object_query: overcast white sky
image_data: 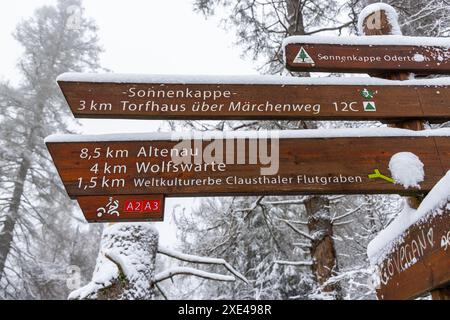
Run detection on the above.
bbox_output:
[0,0,258,244]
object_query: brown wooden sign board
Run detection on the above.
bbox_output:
[284,41,450,74]
[376,207,450,300]
[77,194,165,223]
[46,134,450,198]
[57,77,450,122]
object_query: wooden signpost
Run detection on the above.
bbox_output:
[359,7,450,300]
[283,36,450,74]
[57,74,450,122]
[375,206,450,300]
[46,133,450,198]
[46,3,450,300]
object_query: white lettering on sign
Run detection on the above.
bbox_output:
[317,53,431,63]
[131,174,364,189]
[121,100,187,112]
[126,87,232,101]
[379,227,435,285]
[228,101,321,114]
[441,230,450,250]
[71,84,400,117]
[71,133,381,195]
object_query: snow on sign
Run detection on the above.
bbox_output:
[77,195,165,223]
[45,128,450,198]
[368,171,450,300]
[283,36,450,74]
[57,73,450,122]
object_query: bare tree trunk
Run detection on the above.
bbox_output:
[0,156,30,280]
[69,223,159,300]
[305,196,342,299]
[285,1,341,299]
[0,107,42,282]
[287,0,305,35]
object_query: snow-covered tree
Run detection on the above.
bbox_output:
[173,0,450,300]
[171,0,359,300]
[69,223,248,300]
[194,0,357,74]
[0,0,102,299]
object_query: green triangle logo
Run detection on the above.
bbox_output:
[293,47,315,64]
[364,101,376,111]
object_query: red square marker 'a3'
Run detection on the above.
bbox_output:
[124,200,161,213]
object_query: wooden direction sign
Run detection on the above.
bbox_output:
[46,129,450,198]
[283,36,450,74]
[77,195,165,223]
[57,73,450,122]
[374,203,450,300]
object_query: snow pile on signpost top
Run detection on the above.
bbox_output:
[367,170,450,265]
[389,152,424,189]
[45,127,450,144]
[357,2,402,35]
[58,72,450,84]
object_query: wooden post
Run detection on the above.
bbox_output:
[361,9,425,131]
[362,6,449,299]
[305,196,342,298]
[431,288,450,300]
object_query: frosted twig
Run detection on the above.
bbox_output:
[331,205,363,223]
[154,283,169,300]
[282,220,314,241]
[154,267,236,283]
[274,260,313,267]
[157,245,248,284]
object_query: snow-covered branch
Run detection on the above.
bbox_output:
[274,260,313,267]
[154,267,236,283]
[333,219,355,227]
[282,220,314,241]
[331,205,363,223]
[157,245,248,284]
[262,199,306,206]
[275,217,308,226]
[292,241,311,248]
[154,283,169,300]
[233,196,264,213]
[304,21,353,35]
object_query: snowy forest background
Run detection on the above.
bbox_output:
[0,0,449,300]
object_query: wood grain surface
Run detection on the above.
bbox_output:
[58,81,450,122]
[376,207,450,300]
[46,136,450,198]
[284,43,450,74]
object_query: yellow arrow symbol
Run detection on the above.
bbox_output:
[368,169,395,184]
